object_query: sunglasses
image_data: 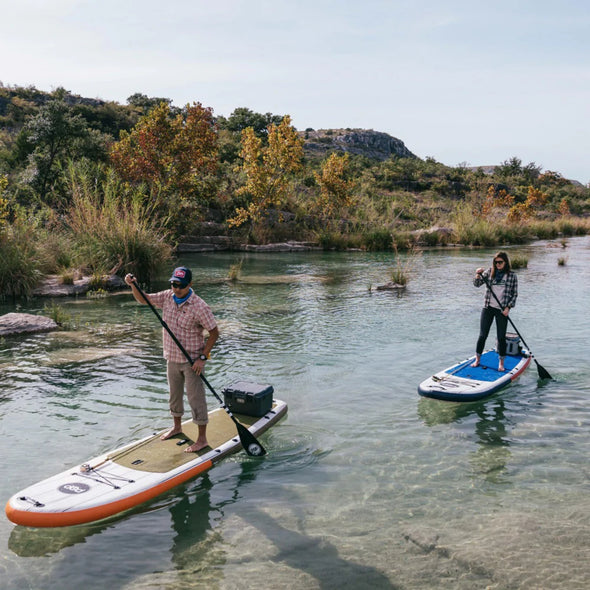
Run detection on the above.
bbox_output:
[170,282,186,289]
[494,260,505,265]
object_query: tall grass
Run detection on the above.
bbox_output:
[0,212,45,298]
[227,258,243,281]
[451,203,503,246]
[388,245,422,286]
[510,255,528,269]
[66,164,172,283]
[448,201,590,246]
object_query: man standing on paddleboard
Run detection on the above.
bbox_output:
[125,267,219,452]
[472,251,518,372]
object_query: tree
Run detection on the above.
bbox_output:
[110,102,218,232]
[19,96,106,205]
[314,152,354,219]
[506,186,548,223]
[497,157,541,183]
[126,93,174,113]
[217,107,284,138]
[216,108,285,164]
[228,116,304,228]
[497,157,523,178]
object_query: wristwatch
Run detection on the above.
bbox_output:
[198,354,208,361]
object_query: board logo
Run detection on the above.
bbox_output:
[58,482,90,495]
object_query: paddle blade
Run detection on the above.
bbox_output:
[535,359,552,380]
[236,422,267,456]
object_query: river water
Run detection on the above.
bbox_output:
[1,237,589,589]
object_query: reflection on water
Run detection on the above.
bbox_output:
[2,238,590,589]
[418,397,513,482]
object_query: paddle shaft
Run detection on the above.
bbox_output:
[432,357,473,381]
[479,273,552,379]
[130,277,266,456]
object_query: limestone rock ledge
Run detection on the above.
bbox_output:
[32,274,126,297]
[0,312,58,336]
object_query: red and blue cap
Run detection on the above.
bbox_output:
[169,266,192,287]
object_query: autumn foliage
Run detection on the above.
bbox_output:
[228,116,304,228]
[481,184,550,224]
[314,152,354,219]
[110,102,218,228]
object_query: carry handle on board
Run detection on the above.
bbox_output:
[480,273,552,380]
[130,276,267,456]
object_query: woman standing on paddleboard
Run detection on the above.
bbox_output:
[472,251,518,372]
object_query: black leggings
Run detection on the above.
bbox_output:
[476,307,508,356]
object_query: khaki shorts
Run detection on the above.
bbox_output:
[166,361,208,425]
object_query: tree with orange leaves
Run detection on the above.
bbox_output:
[558,198,570,216]
[482,185,515,218]
[110,102,218,231]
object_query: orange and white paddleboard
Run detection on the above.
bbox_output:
[6,400,287,528]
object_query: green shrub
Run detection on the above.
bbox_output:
[43,302,71,328]
[59,269,75,285]
[40,230,78,272]
[391,231,413,250]
[0,215,45,298]
[362,229,392,251]
[510,255,528,269]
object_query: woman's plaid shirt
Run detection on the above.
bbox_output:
[474,269,518,309]
[148,290,217,363]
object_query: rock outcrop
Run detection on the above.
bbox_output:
[0,313,58,336]
[32,274,126,297]
[302,128,416,161]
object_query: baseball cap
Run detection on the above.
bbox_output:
[169,266,192,286]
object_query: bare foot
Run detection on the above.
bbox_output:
[498,364,505,372]
[160,428,182,441]
[184,440,209,453]
[471,361,480,367]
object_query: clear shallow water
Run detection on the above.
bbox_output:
[1,238,589,589]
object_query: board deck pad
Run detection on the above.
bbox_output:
[114,410,259,473]
[446,350,521,382]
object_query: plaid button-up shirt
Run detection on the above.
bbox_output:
[474,269,518,309]
[148,290,217,363]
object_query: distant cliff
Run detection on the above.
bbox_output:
[301,128,416,161]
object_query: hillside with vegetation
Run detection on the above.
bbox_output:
[1,82,589,296]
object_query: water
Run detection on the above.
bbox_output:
[1,238,589,589]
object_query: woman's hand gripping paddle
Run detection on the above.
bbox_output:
[480,274,552,380]
[130,276,267,456]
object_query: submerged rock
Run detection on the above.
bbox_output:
[42,346,137,365]
[0,312,58,336]
[376,282,407,291]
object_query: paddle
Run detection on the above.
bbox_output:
[130,276,267,456]
[479,274,552,380]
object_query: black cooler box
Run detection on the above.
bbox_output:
[222,381,274,417]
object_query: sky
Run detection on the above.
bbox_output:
[2,0,589,183]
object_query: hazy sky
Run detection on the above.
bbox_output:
[2,0,589,182]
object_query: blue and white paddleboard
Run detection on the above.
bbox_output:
[418,349,531,402]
